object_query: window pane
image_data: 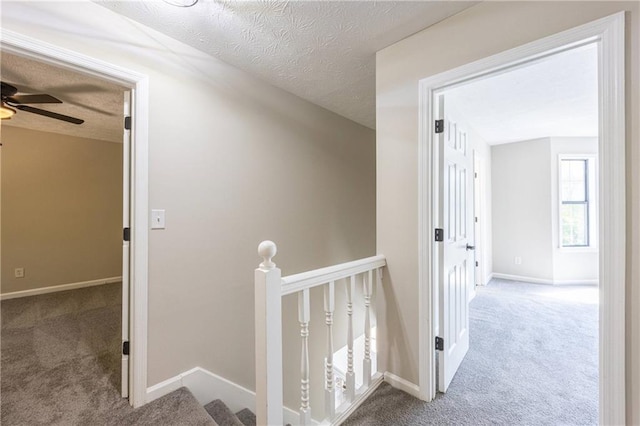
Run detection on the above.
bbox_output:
[561,203,588,246]
[561,160,587,202]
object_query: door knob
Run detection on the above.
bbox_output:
[466,244,475,251]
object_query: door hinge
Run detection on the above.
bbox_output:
[435,336,444,351]
[124,116,132,130]
[435,228,444,242]
[435,119,444,134]
[123,227,130,242]
[475,261,479,267]
[123,341,130,356]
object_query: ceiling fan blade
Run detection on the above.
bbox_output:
[8,94,62,104]
[1,82,18,97]
[15,104,84,125]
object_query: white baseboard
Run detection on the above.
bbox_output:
[0,276,122,300]
[551,279,599,286]
[491,272,598,286]
[485,272,494,284]
[331,372,384,426]
[383,372,420,399]
[491,272,553,285]
[146,367,306,425]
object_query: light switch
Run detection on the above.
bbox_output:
[151,209,165,229]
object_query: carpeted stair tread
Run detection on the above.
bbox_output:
[234,408,256,426]
[204,399,244,426]
[113,387,218,425]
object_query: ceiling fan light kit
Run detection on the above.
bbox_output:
[1,103,16,120]
[0,81,84,124]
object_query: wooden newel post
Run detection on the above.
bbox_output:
[255,241,283,426]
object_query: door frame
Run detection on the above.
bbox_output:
[417,12,625,425]
[472,151,484,291]
[1,29,151,408]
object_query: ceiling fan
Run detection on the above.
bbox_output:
[1,81,84,124]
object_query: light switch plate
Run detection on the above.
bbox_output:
[151,209,165,229]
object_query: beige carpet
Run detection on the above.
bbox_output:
[1,283,215,425]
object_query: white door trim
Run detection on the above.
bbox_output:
[417,12,625,425]
[1,29,151,408]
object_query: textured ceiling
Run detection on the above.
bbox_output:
[1,52,125,143]
[446,43,598,145]
[98,0,477,129]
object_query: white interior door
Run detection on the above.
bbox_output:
[437,95,473,393]
[121,91,131,398]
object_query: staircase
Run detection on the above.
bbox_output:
[204,399,256,426]
[117,387,256,426]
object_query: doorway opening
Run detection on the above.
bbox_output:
[435,42,600,422]
[418,12,625,425]
[0,51,130,421]
[1,29,150,408]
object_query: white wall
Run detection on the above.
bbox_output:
[0,1,377,405]
[550,137,599,283]
[492,138,554,281]
[376,2,639,420]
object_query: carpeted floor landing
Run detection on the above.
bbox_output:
[0,283,215,425]
[343,279,598,425]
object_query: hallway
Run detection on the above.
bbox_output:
[344,279,598,425]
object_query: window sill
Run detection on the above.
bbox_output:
[558,246,598,253]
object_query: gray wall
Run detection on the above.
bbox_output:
[1,127,122,294]
[491,137,599,283]
[550,137,599,282]
[0,1,376,403]
[491,138,553,281]
[375,2,639,421]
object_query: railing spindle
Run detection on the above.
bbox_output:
[298,289,311,425]
[346,275,356,402]
[324,281,336,418]
[363,271,373,387]
[255,241,386,426]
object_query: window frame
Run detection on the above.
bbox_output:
[558,154,598,250]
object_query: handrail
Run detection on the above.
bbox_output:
[255,241,386,426]
[281,254,386,296]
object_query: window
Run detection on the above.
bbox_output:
[559,156,596,248]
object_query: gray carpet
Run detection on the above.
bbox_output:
[205,399,245,426]
[344,279,598,425]
[1,283,215,425]
[234,408,256,426]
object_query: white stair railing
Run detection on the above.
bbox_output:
[255,241,386,426]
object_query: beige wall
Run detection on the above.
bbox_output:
[0,0,376,398]
[376,1,639,422]
[1,126,122,294]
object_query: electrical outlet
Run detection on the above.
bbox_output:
[14,267,25,278]
[514,257,522,265]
